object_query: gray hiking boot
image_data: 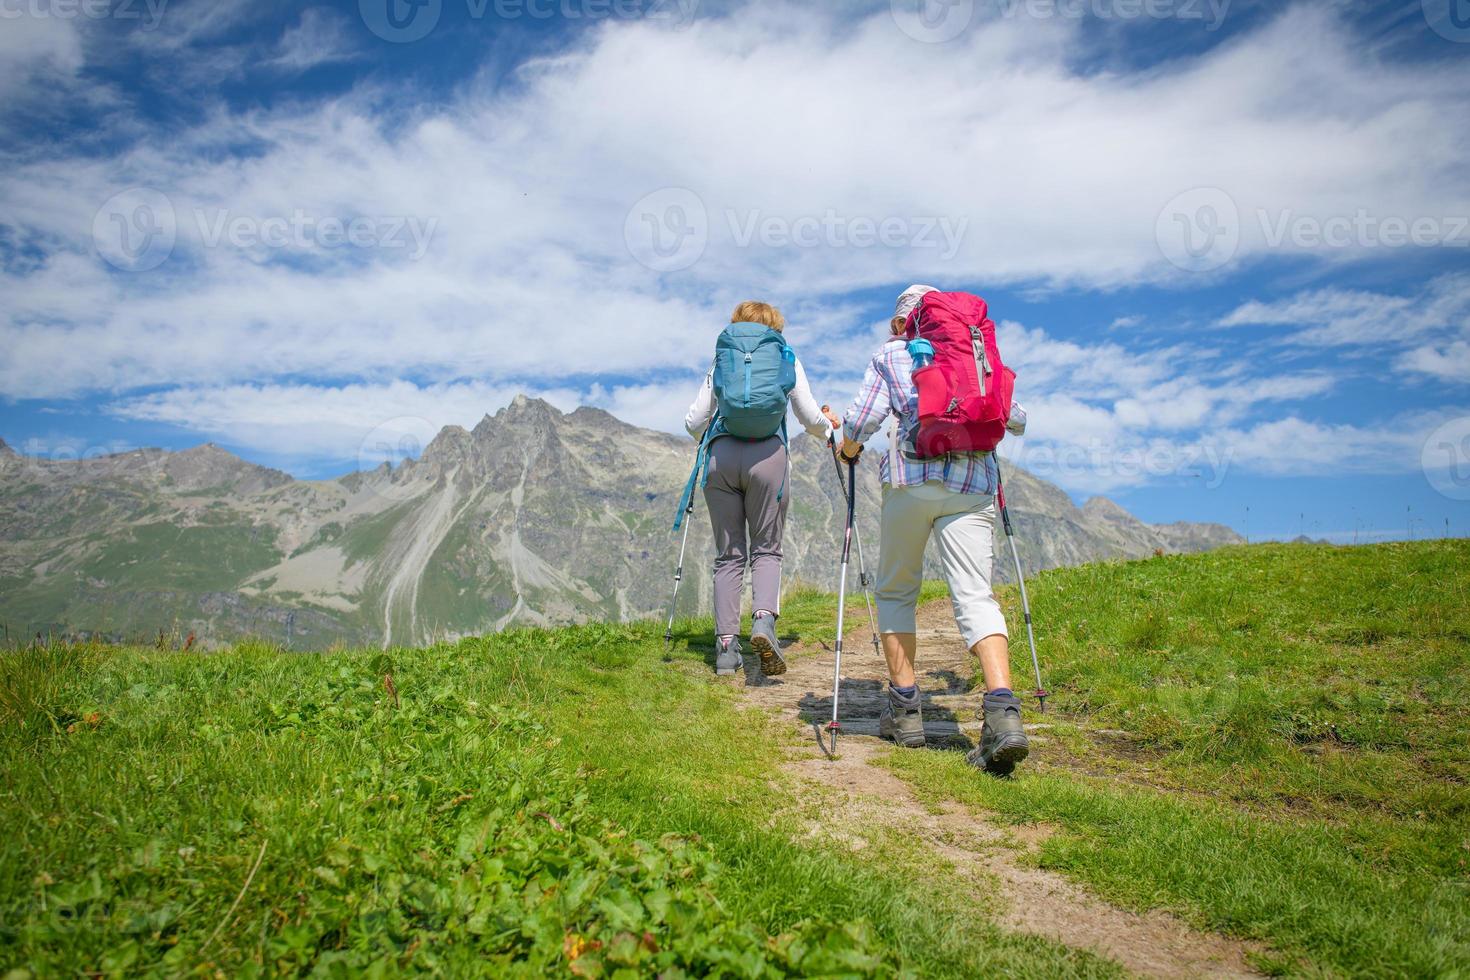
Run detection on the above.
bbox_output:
[748,613,787,677]
[714,637,743,676]
[968,691,1029,775]
[878,685,926,748]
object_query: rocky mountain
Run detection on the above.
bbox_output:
[0,396,1240,649]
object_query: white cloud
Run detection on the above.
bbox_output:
[1209,413,1444,477]
[1397,340,1470,383]
[0,14,83,99]
[263,8,362,74]
[3,1,1468,499]
[1219,273,1470,349]
[100,309,1364,493]
[3,2,1469,402]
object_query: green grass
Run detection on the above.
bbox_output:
[882,540,1470,976]
[3,541,1466,976]
[1,625,1107,977]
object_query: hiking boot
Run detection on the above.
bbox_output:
[714,637,743,676]
[748,613,787,677]
[968,691,1029,775]
[878,685,926,748]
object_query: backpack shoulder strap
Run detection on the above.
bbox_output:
[672,423,717,531]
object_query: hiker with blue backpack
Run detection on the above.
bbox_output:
[836,285,1032,775]
[681,301,840,686]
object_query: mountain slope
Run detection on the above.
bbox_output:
[0,397,1241,647]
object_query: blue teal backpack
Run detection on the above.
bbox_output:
[673,323,797,529]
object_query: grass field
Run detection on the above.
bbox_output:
[2,540,1467,976]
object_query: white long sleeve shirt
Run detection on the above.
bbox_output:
[684,357,832,441]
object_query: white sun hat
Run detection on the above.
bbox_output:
[894,284,938,322]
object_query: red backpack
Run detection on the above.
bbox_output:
[904,291,1015,458]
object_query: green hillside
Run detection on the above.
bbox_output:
[2,541,1466,976]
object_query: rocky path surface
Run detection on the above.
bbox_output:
[735,599,1264,979]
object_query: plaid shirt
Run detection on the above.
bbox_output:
[842,339,1027,494]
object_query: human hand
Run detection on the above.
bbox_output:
[820,404,841,429]
[838,437,863,462]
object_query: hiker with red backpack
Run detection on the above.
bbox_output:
[681,301,840,687]
[837,285,1031,775]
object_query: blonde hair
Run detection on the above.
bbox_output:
[731,300,785,333]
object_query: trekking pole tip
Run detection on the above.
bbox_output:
[1035,689,1049,712]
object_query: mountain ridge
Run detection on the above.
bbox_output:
[0,398,1241,648]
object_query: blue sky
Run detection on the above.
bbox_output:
[1,0,1468,543]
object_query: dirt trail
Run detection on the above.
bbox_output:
[736,600,1264,979]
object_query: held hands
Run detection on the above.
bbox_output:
[820,404,861,461]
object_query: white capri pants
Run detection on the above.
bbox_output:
[875,481,1009,649]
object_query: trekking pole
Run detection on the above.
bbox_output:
[993,455,1048,712]
[665,424,715,652]
[664,494,697,651]
[826,452,859,756]
[825,430,880,657]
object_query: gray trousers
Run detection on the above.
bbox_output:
[703,435,788,637]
